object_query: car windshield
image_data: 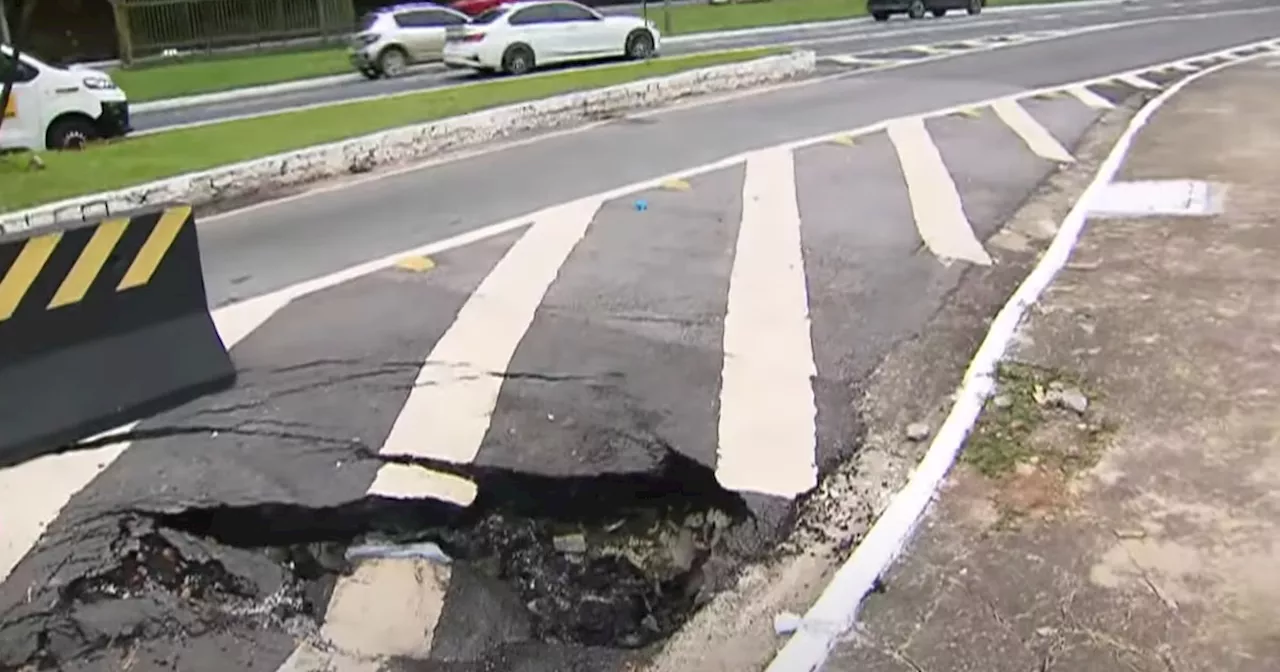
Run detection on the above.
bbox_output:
[471,7,508,24]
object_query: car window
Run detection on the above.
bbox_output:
[471,7,509,24]
[394,10,435,27]
[430,9,469,25]
[509,5,556,25]
[549,2,596,21]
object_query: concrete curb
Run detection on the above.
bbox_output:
[0,51,816,234]
[128,0,1126,114]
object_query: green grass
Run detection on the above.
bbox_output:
[0,48,780,213]
[109,47,352,103]
[108,0,1078,102]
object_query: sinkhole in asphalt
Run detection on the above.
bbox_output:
[42,449,764,665]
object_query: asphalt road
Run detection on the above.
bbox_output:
[2,3,1279,671]
[130,0,1275,132]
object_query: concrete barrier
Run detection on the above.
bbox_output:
[0,50,817,235]
[0,204,235,467]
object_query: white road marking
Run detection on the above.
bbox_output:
[3,35,1273,586]
[1170,61,1201,72]
[716,148,818,499]
[275,558,450,672]
[1066,84,1116,109]
[366,463,478,505]
[991,98,1076,163]
[886,117,992,266]
[824,54,879,66]
[1118,73,1161,89]
[376,197,603,465]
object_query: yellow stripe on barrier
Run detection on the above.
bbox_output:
[118,205,190,291]
[48,217,129,309]
[0,232,62,321]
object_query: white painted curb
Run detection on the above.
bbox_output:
[128,0,1125,114]
[0,50,815,234]
[761,43,1257,672]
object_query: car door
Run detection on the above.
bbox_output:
[546,2,613,58]
[506,5,562,63]
[417,9,470,59]
[0,52,43,151]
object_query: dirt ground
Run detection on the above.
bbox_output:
[825,57,1280,672]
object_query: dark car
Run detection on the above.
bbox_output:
[866,0,984,21]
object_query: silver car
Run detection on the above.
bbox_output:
[349,2,472,79]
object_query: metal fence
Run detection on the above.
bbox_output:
[111,0,356,64]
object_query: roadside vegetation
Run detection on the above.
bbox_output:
[107,0,1073,103]
[0,48,781,213]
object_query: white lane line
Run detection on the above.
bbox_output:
[367,463,478,505]
[1170,61,1201,72]
[1118,73,1161,89]
[375,197,603,465]
[716,148,818,499]
[886,117,992,266]
[991,98,1076,163]
[1066,84,1116,109]
[824,54,876,66]
[275,558,450,672]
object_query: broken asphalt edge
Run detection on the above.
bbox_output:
[761,44,1269,672]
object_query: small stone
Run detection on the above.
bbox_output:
[992,394,1013,409]
[1054,387,1089,414]
[553,533,587,554]
[1114,528,1147,540]
[665,529,697,573]
[905,422,931,442]
[1049,380,1065,391]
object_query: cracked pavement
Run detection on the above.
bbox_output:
[827,56,1280,672]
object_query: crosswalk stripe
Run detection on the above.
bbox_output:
[991,98,1075,163]
[374,198,603,467]
[716,148,818,499]
[886,118,992,266]
[1065,84,1115,109]
[1170,61,1201,72]
[1117,73,1161,89]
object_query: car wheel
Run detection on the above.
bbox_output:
[625,29,655,60]
[502,44,534,76]
[46,115,97,151]
[932,8,946,17]
[907,0,926,18]
[872,11,890,21]
[967,0,982,14]
[378,47,409,77]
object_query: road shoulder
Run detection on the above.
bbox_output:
[827,56,1280,672]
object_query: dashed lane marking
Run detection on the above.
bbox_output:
[716,148,818,499]
[1117,72,1161,89]
[887,117,993,266]
[991,99,1076,163]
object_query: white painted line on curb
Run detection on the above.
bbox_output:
[992,98,1076,163]
[376,197,603,465]
[762,44,1259,672]
[3,36,1274,587]
[1066,83,1115,108]
[887,117,992,266]
[716,148,818,499]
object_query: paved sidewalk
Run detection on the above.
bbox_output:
[825,57,1280,671]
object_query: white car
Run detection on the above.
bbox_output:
[0,45,129,151]
[442,0,661,76]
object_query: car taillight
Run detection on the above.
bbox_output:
[462,33,485,42]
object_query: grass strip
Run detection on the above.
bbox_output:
[108,0,1078,102]
[1,48,781,214]
[109,48,352,103]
